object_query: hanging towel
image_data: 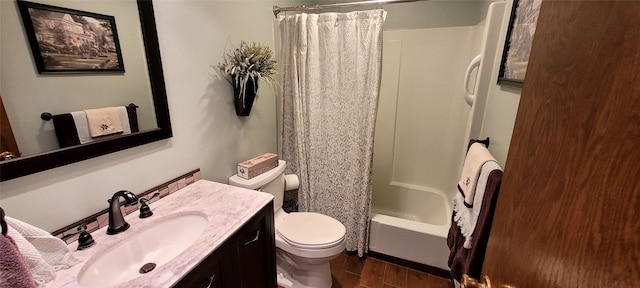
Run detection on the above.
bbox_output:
[70,111,92,144]
[71,106,131,143]
[453,161,502,248]
[5,217,79,286]
[1,207,37,288]
[51,113,81,148]
[84,107,123,137]
[0,234,38,288]
[447,140,503,282]
[457,143,496,207]
[5,226,56,286]
[116,106,132,135]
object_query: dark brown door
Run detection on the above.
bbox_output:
[0,95,21,159]
[481,1,640,287]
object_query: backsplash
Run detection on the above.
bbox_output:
[52,169,202,244]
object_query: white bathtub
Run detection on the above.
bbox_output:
[369,187,452,271]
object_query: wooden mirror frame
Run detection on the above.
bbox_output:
[0,0,172,182]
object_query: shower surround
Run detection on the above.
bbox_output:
[370,1,507,272]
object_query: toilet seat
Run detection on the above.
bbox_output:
[277,212,346,249]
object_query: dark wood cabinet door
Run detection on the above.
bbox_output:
[172,203,276,288]
[235,203,276,288]
[172,241,230,288]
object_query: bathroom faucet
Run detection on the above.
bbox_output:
[106,190,138,235]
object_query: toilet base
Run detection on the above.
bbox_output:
[276,252,333,288]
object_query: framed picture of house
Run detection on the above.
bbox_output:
[497,0,542,88]
[17,1,125,73]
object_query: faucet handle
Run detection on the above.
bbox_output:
[139,192,160,218]
[76,226,95,250]
[62,225,95,250]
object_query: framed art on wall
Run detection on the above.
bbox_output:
[497,0,542,88]
[17,0,125,73]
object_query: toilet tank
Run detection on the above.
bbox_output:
[229,160,286,211]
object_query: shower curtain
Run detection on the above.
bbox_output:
[278,10,386,256]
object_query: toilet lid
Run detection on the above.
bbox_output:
[277,212,346,249]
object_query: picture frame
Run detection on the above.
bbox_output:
[17,0,125,73]
[497,0,542,88]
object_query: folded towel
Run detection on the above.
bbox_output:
[70,111,92,144]
[84,107,124,137]
[457,143,497,207]
[453,161,502,248]
[5,217,79,286]
[116,106,132,135]
[71,106,130,143]
[0,234,38,288]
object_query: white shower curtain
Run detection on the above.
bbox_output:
[278,10,386,256]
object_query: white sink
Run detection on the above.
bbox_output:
[77,212,208,288]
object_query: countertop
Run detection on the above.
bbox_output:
[46,180,273,287]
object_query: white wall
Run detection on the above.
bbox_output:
[477,0,521,167]
[0,0,299,232]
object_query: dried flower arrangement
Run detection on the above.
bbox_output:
[218,41,276,115]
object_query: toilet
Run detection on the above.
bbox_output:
[229,160,346,288]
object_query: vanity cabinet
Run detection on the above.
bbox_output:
[173,202,276,288]
[173,246,229,288]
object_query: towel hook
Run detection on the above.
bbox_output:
[475,137,490,148]
[41,112,53,121]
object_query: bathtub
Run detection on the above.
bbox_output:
[369,186,452,271]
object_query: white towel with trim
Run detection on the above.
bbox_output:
[72,106,131,143]
[70,111,92,144]
[453,161,502,248]
[5,217,79,286]
[5,227,55,286]
[84,107,123,137]
[116,106,131,135]
[457,143,496,207]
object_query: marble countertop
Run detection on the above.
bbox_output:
[46,180,273,288]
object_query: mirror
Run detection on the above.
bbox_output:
[0,0,172,181]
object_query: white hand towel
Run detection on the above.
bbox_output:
[70,111,92,144]
[453,161,502,248]
[116,106,131,135]
[5,217,79,286]
[457,143,497,207]
[5,226,56,286]
[73,106,130,143]
[84,107,124,137]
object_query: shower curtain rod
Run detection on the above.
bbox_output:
[273,0,427,17]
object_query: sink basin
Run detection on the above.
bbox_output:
[78,212,208,288]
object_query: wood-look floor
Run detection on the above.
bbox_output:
[277,251,451,288]
[330,252,452,288]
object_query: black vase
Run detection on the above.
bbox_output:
[232,77,258,116]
